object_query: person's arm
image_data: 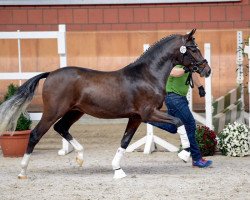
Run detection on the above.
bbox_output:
[170,67,185,77]
[192,73,206,97]
[192,73,202,87]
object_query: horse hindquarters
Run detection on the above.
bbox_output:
[19,84,79,179]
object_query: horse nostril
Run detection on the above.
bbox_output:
[205,68,211,77]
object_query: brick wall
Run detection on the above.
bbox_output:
[0,1,249,31]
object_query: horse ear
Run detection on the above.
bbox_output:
[185,29,196,41]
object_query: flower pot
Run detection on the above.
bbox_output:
[0,130,31,157]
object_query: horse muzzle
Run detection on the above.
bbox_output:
[200,65,211,78]
[195,59,211,78]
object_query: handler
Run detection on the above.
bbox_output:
[150,65,213,168]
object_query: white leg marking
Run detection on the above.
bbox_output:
[70,138,84,166]
[18,153,31,179]
[70,138,83,152]
[58,138,74,156]
[112,147,127,179]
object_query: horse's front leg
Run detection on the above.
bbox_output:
[112,118,141,179]
[146,108,183,127]
[146,109,191,162]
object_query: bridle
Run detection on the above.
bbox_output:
[186,46,208,72]
[179,40,208,88]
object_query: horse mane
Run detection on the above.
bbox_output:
[134,34,181,64]
[121,34,182,77]
[121,34,182,74]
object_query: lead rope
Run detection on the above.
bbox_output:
[179,45,195,88]
[185,72,194,88]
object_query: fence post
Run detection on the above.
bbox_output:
[57,24,74,156]
[204,43,213,130]
[58,24,67,68]
[236,31,244,123]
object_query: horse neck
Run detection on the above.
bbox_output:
[144,48,178,89]
[126,37,181,90]
[148,59,176,89]
[125,58,175,94]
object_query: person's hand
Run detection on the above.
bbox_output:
[198,86,206,97]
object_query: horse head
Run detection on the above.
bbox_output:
[178,29,211,78]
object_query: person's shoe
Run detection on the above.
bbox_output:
[192,158,213,168]
[178,149,191,162]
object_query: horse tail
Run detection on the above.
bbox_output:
[0,72,50,135]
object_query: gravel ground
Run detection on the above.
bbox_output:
[0,118,249,200]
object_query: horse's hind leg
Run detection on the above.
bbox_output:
[18,115,60,179]
[53,110,84,166]
[112,117,141,179]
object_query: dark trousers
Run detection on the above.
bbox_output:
[149,93,202,161]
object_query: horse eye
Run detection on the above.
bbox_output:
[191,48,197,52]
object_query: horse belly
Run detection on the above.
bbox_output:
[79,96,133,119]
[83,105,131,119]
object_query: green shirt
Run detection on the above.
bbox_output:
[166,65,189,96]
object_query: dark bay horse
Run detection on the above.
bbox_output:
[0,29,210,179]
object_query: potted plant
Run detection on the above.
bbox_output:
[195,125,217,156]
[217,122,249,157]
[0,83,32,157]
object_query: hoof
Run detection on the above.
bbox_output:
[178,149,191,163]
[18,174,28,179]
[113,168,127,179]
[76,157,84,167]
